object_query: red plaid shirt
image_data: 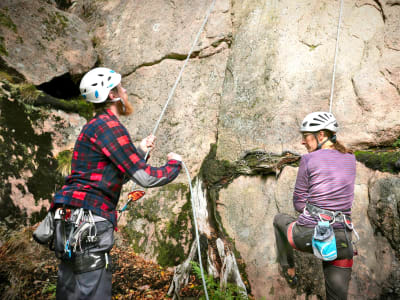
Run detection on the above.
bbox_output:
[52,109,181,227]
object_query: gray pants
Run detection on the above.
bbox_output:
[273,213,353,300]
[55,219,114,300]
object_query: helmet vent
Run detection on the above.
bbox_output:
[91,83,98,86]
[101,81,104,86]
[302,121,308,127]
[108,76,112,81]
[310,123,320,127]
[98,74,104,77]
[313,117,324,123]
[319,114,328,121]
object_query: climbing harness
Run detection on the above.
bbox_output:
[53,207,111,273]
[118,1,217,299]
[304,203,360,256]
[329,0,344,113]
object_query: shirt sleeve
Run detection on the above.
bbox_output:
[92,118,181,188]
[293,156,309,212]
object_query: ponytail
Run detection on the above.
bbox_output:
[322,130,353,154]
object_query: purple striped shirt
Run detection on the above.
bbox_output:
[293,149,356,227]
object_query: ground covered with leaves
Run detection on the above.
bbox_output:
[0,226,202,299]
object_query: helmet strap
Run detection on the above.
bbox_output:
[314,133,337,150]
[109,97,126,113]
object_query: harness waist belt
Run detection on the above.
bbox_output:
[306,203,351,224]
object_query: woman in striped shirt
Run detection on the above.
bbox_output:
[273,112,356,300]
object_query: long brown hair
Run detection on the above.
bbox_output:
[323,130,353,154]
[93,86,134,116]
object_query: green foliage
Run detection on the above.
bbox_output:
[42,283,56,298]
[191,261,248,300]
[393,137,400,148]
[56,149,72,176]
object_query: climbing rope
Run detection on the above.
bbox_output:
[182,161,209,300]
[329,0,344,113]
[119,1,217,299]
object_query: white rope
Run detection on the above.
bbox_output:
[119,1,216,298]
[182,161,209,300]
[329,0,344,113]
[148,0,216,144]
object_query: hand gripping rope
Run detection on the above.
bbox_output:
[119,1,217,299]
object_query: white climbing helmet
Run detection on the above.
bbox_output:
[300,111,339,133]
[79,67,122,103]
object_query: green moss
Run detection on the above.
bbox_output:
[0,9,17,33]
[124,183,192,267]
[57,97,94,121]
[355,150,400,174]
[156,240,186,267]
[166,200,192,241]
[42,11,69,39]
[199,143,237,188]
[122,227,148,254]
[19,84,40,103]
[0,71,13,82]
[0,36,8,56]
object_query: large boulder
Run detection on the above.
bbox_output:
[216,0,400,161]
[0,0,97,85]
[217,162,400,299]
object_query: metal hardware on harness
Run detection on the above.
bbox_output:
[305,203,360,245]
[55,208,99,258]
[305,203,350,225]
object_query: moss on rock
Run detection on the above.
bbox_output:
[0,9,17,33]
[355,150,400,174]
[199,143,237,188]
[123,183,192,267]
[0,81,64,228]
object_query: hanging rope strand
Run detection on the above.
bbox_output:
[147,0,216,155]
[182,161,209,300]
[329,0,344,113]
[119,1,216,299]
[120,0,216,210]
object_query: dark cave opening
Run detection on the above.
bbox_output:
[37,73,80,99]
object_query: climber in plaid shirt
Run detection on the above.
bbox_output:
[51,67,182,300]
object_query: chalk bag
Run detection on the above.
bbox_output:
[312,221,337,261]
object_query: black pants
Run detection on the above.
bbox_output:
[273,213,353,300]
[55,219,114,300]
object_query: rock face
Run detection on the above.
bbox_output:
[217,0,400,159]
[0,0,96,85]
[0,81,86,230]
[0,0,400,299]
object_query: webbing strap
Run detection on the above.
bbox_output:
[328,258,353,268]
[287,221,297,250]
